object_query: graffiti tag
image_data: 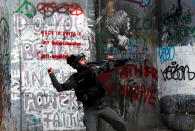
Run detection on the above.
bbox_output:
[36,2,84,17]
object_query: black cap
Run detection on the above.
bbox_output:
[67,53,85,68]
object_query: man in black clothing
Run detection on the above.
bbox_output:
[48,53,127,131]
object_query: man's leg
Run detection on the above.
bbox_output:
[99,106,127,131]
[83,108,98,131]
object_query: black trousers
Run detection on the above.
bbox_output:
[83,105,127,131]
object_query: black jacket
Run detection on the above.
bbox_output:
[49,65,106,107]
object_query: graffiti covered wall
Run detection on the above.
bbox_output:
[10,0,95,130]
[158,0,195,130]
[1,0,195,130]
[95,0,165,130]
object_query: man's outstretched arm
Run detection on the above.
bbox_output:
[48,68,76,92]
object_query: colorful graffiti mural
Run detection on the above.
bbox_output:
[4,0,195,130]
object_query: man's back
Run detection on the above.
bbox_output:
[72,65,105,107]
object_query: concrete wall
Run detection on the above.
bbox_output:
[0,0,195,130]
[0,0,11,130]
[158,0,195,130]
[9,0,95,130]
[95,0,161,130]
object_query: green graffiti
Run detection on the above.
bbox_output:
[191,27,195,38]
[15,0,37,18]
[160,10,195,43]
[160,11,192,26]
[165,26,195,42]
[3,56,9,65]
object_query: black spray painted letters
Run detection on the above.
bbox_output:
[161,61,195,81]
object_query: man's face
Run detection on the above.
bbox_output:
[107,1,115,15]
[78,57,87,67]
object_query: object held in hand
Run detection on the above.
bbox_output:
[48,68,53,73]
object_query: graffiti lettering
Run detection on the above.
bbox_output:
[21,41,75,60]
[23,69,43,88]
[36,2,84,17]
[41,31,81,36]
[24,91,78,111]
[22,41,45,60]
[161,61,195,81]
[159,46,175,64]
[23,68,72,91]
[119,64,157,81]
[40,54,69,60]
[51,41,80,46]
[41,41,81,46]
[99,64,158,88]
[14,14,87,33]
[14,14,43,33]
[42,110,84,130]
[104,81,157,106]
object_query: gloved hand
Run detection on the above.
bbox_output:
[117,34,128,50]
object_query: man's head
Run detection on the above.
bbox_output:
[77,56,87,67]
[106,1,115,16]
[67,53,87,69]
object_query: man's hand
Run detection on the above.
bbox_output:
[117,35,128,50]
[48,68,53,74]
[107,56,115,61]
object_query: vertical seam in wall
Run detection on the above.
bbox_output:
[157,0,160,46]
[18,0,22,130]
[98,0,101,60]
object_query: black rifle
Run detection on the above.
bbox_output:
[87,59,129,72]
